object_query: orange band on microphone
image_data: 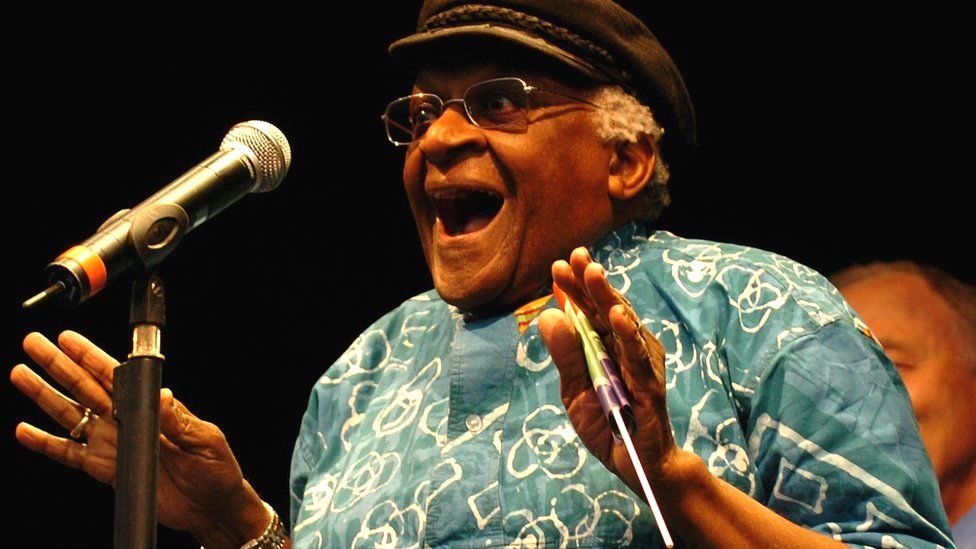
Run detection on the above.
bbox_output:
[57,246,108,295]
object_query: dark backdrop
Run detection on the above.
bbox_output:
[5,5,968,546]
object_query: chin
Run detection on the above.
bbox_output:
[432,274,501,313]
[434,270,550,318]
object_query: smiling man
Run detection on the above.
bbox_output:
[10,1,957,548]
[286,1,953,547]
[399,60,638,314]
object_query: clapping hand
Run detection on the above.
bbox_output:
[538,247,680,496]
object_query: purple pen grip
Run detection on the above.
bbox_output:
[595,383,619,423]
[595,382,635,441]
[601,357,632,411]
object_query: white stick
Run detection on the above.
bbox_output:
[611,406,674,548]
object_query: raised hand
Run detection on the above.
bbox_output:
[538,246,678,496]
[10,331,270,547]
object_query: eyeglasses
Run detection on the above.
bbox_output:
[381,77,600,147]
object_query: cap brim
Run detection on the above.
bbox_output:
[389,24,611,83]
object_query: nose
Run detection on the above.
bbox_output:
[417,103,487,168]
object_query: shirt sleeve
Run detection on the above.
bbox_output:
[746,320,955,548]
[289,386,321,535]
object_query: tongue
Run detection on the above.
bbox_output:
[463,213,494,233]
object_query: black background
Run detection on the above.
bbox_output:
[5,5,969,547]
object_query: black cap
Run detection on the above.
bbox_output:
[389,0,696,165]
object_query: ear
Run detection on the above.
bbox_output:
[607,134,657,200]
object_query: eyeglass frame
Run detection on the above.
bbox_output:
[380,76,602,147]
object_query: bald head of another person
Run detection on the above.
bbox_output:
[833,262,976,527]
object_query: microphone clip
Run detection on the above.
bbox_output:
[127,202,190,271]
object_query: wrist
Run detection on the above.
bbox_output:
[241,502,287,549]
[618,446,709,505]
[649,448,715,509]
[193,480,270,549]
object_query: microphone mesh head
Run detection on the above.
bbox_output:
[221,120,292,192]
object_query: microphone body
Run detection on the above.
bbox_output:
[133,145,259,231]
[32,121,290,307]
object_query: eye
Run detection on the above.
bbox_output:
[409,101,441,136]
[469,88,525,127]
[481,93,517,114]
[893,360,916,372]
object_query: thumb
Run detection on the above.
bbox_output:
[539,309,592,402]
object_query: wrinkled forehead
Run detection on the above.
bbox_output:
[411,46,601,95]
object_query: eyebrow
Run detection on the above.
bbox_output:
[412,74,441,91]
[877,339,910,354]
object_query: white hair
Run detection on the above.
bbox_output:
[588,85,671,221]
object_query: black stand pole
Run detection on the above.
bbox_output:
[113,274,166,549]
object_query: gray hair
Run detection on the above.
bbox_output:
[589,85,671,221]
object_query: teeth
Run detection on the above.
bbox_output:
[430,187,504,236]
[430,188,501,200]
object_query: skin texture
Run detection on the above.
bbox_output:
[838,271,976,524]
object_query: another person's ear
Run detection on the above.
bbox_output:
[607,134,656,200]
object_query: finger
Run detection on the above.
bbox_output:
[10,364,100,437]
[570,248,615,332]
[552,261,584,309]
[569,247,593,285]
[538,309,592,400]
[58,330,118,392]
[15,421,90,472]
[608,304,656,389]
[552,259,603,330]
[22,332,112,415]
[583,262,632,327]
[612,304,667,384]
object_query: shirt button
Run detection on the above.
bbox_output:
[465,414,483,432]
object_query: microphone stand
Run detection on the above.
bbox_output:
[109,205,189,549]
[113,274,165,549]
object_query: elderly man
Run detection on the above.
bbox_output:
[11,1,954,547]
[833,262,976,548]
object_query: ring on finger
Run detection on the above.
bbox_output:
[70,408,95,439]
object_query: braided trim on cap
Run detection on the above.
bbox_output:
[423,5,618,72]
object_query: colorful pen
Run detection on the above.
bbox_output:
[552,282,675,549]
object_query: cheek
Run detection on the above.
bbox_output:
[522,169,610,263]
[899,370,929,416]
[402,148,423,191]
[900,361,965,450]
[402,152,430,215]
[514,114,610,185]
[520,146,610,210]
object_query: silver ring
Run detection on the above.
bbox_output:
[70,408,94,439]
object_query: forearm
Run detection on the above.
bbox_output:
[650,449,846,548]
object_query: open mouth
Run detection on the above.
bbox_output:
[432,189,504,236]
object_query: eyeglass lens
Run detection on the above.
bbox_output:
[385,78,530,145]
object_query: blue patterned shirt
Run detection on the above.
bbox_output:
[289,222,954,548]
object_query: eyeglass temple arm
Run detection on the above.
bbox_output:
[525,85,602,109]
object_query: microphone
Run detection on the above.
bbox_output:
[23,120,292,309]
